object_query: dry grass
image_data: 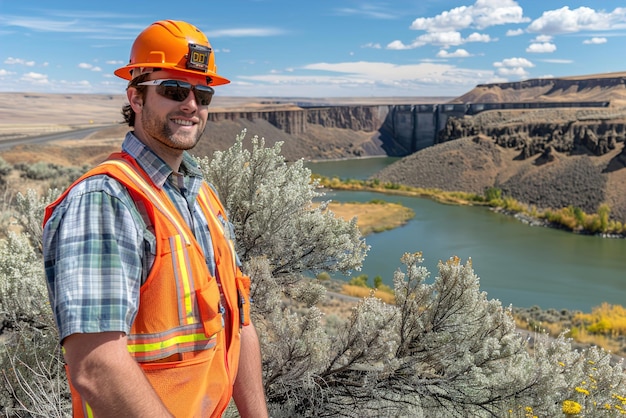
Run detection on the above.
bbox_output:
[341,284,396,304]
[326,201,414,235]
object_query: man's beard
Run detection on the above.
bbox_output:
[141,106,205,151]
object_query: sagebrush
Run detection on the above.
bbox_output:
[1,130,625,417]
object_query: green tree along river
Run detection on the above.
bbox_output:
[307,157,626,312]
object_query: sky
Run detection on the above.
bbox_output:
[1,0,625,98]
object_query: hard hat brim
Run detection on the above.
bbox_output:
[114,63,230,86]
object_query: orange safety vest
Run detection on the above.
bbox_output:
[43,153,251,417]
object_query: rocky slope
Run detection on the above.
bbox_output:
[452,71,626,106]
[374,73,626,222]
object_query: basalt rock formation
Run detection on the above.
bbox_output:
[374,73,626,223]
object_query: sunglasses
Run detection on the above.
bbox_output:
[136,79,215,106]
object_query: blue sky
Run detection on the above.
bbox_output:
[1,0,625,98]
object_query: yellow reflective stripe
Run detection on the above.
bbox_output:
[127,331,213,354]
[198,186,237,272]
[102,159,199,326]
[103,160,193,245]
[172,234,195,324]
[84,402,94,418]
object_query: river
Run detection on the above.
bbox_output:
[307,158,626,312]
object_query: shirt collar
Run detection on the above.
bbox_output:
[121,132,203,189]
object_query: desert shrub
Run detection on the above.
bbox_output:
[199,131,626,417]
[4,129,626,417]
[197,130,369,278]
[348,274,369,287]
[0,157,12,183]
[16,162,89,190]
[0,231,67,416]
[17,162,62,181]
[484,186,502,202]
[574,303,626,338]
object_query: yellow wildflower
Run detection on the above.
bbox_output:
[575,387,590,395]
[559,361,566,367]
[562,400,582,415]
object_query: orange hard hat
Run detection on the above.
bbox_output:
[114,20,230,86]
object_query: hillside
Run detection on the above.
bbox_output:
[375,73,626,223]
[452,71,626,106]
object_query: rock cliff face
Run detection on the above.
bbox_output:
[208,107,307,134]
[208,105,392,135]
[437,108,626,160]
[203,73,626,222]
[375,108,626,222]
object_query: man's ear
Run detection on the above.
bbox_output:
[127,87,143,112]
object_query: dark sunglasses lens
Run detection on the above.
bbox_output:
[156,80,191,102]
[193,85,214,106]
[155,81,214,105]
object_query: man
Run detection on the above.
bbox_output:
[43,20,268,417]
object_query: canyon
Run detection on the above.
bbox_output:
[1,71,625,222]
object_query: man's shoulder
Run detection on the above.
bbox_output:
[67,173,130,197]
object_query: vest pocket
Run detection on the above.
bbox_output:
[196,279,224,338]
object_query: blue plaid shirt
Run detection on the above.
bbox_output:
[43,132,221,341]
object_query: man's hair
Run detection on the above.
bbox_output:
[121,73,151,127]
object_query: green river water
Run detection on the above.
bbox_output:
[307,158,626,312]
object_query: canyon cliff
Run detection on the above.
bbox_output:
[3,72,626,223]
[373,73,626,223]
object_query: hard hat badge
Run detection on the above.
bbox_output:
[187,44,211,72]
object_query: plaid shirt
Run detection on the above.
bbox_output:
[43,132,222,341]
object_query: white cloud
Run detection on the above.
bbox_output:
[506,28,524,36]
[410,6,472,32]
[526,42,557,53]
[205,28,286,37]
[387,30,492,50]
[5,57,35,66]
[1,16,101,33]
[20,72,49,85]
[0,69,13,76]
[78,63,102,71]
[494,57,534,68]
[333,6,398,20]
[583,37,607,44]
[532,35,553,42]
[527,6,626,34]
[285,60,496,93]
[410,0,529,32]
[437,49,471,58]
[362,42,382,49]
[106,60,125,65]
[539,59,573,64]
[466,32,492,43]
[493,57,534,78]
[496,66,529,77]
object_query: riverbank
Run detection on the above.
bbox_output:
[316,175,626,239]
